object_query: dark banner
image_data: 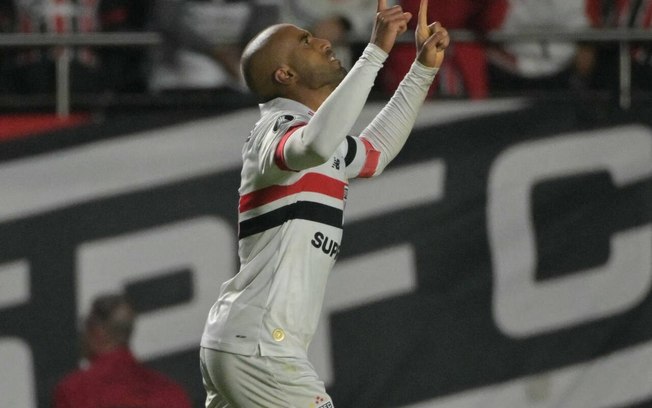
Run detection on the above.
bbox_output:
[0,99,651,408]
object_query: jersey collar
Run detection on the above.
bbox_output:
[260,97,314,118]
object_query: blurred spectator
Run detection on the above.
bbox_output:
[379,0,507,100]
[274,0,379,69]
[98,0,150,93]
[148,0,278,95]
[585,0,652,93]
[0,0,148,94]
[486,0,591,94]
[52,293,192,408]
[278,0,377,40]
[311,14,354,68]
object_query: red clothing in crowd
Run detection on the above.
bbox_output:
[379,0,507,99]
[52,347,192,408]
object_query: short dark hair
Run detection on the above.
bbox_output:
[86,293,135,345]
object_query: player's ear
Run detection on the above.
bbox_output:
[273,66,295,86]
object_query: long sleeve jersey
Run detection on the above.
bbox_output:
[201,44,437,357]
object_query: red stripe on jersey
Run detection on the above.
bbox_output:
[239,173,346,213]
[274,124,306,171]
[358,137,380,178]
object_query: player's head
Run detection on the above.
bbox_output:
[241,24,347,103]
[82,293,135,358]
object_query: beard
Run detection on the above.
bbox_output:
[301,63,348,91]
[328,66,348,90]
[335,66,348,83]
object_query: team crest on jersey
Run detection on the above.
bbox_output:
[273,115,295,131]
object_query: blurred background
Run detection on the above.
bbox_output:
[1,1,652,407]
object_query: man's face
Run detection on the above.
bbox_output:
[283,26,348,90]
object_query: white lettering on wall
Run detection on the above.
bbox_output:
[0,260,36,408]
[488,126,652,337]
[310,245,418,386]
[77,217,235,359]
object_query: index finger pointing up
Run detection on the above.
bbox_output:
[377,0,387,12]
[418,0,428,28]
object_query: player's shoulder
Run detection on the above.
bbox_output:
[249,109,309,147]
[262,109,309,132]
[252,98,313,140]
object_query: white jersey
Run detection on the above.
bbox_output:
[201,42,437,361]
[201,97,379,358]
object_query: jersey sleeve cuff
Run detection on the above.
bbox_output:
[361,43,389,65]
[411,60,439,79]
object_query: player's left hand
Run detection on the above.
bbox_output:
[415,0,449,68]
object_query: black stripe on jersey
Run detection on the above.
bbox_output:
[344,136,357,166]
[239,201,343,239]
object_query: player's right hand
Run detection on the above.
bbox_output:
[370,0,412,54]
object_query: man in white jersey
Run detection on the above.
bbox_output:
[200,1,449,406]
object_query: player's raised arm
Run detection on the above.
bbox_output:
[278,0,413,171]
[355,0,450,177]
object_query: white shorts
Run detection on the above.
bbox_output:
[200,347,334,408]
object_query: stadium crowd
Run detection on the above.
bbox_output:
[0,0,650,104]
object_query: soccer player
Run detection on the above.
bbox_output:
[199,0,449,406]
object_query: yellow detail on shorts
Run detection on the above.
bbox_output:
[272,328,285,341]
